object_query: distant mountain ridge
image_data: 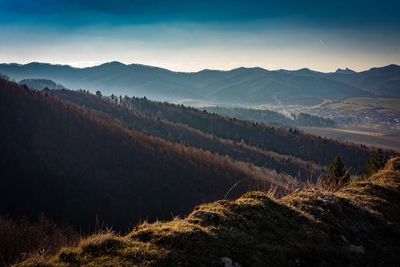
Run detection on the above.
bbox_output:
[0,62,399,104]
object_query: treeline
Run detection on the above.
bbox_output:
[0,77,281,232]
[205,106,336,128]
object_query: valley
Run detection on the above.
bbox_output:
[235,96,400,152]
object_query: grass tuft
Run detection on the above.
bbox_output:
[79,232,128,256]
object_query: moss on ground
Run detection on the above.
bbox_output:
[19,157,400,266]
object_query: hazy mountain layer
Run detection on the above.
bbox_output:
[1,62,398,105]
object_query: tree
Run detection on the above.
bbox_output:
[365,149,388,176]
[0,73,9,81]
[96,91,102,97]
[326,156,350,189]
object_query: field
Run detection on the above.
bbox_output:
[334,97,400,113]
[300,126,400,152]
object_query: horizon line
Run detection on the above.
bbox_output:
[1,61,399,74]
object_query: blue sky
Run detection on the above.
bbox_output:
[0,0,399,71]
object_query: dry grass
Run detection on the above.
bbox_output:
[18,157,400,267]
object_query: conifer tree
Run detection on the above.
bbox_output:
[326,156,350,188]
[365,149,388,176]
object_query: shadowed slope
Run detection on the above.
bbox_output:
[25,157,400,266]
[0,78,284,232]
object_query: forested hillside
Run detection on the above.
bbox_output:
[0,77,284,232]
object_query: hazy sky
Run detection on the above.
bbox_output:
[0,0,399,72]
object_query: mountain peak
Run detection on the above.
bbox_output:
[298,67,311,72]
[281,67,320,76]
[231,66,267,73]
[99,61,127,67]
[335,68,356,74]
[365,64,400,75]
[377,64,400,71]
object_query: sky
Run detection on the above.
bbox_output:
[0,0,399,72]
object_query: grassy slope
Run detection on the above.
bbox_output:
[343,97,400,113]
[24,157,400,266]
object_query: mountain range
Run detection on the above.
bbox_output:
[1,62,399,105]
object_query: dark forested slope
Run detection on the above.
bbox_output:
[0,78,280,231]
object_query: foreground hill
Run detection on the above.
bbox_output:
[22,157,400,266]
[0,77,284,231]
[3,62,399,105]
